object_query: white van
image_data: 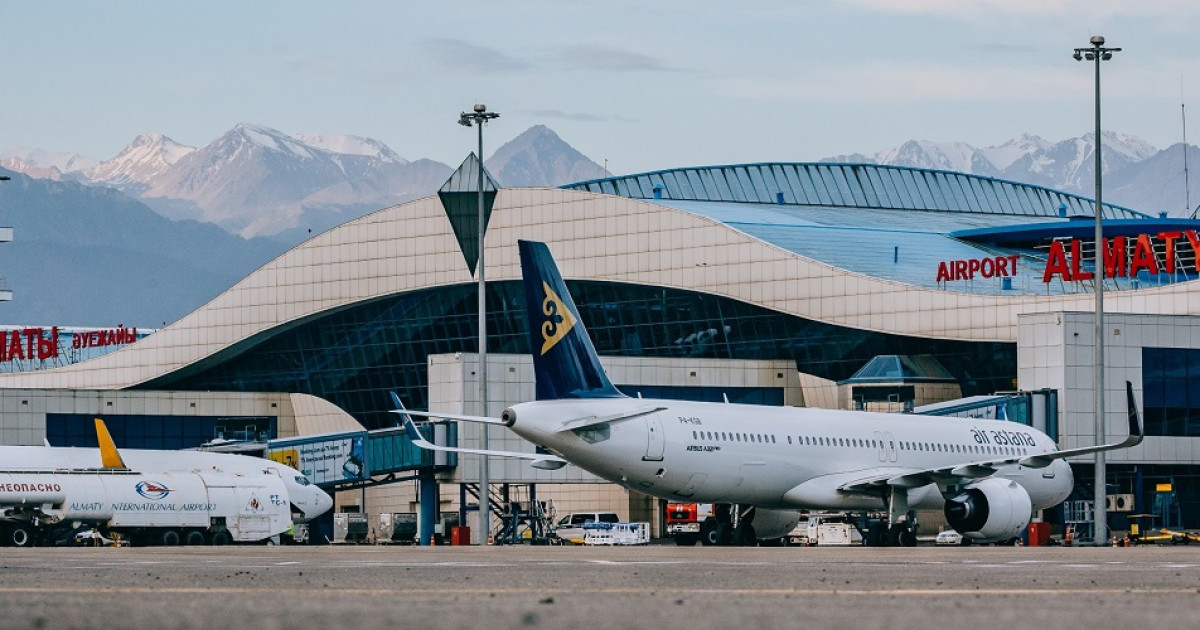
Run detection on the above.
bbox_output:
[552,512,620,544]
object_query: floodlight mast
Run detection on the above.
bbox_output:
[458,103,499,544]
[1073,35,1120,546]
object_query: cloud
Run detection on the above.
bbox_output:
[553,44,674,72]
[423,38,532,75]
[519,108,609,122]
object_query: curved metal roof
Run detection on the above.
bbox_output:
[566,164,1198,295]
[565,163,1150,220]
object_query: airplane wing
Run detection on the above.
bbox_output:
[389,392,665,433]
[555,405,667,432]
[400,417,567,470]
[387,391,507,425]
[839,381,1144,495]
[389,392,567,470]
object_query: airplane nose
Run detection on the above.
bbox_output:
[314,488,333,517]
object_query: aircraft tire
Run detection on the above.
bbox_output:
[210,530,230,546]
[715,522,733,546]
[185,530,206,546]
[7,523,34,548]
[887,524,917,547]
[160,530,181,546]
[733,523,757,547]
[865,523,886,546]
[699,518,719,546]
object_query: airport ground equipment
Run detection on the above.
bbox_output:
[0,468,292,547]
[581,522,650,545]
[787,513,861,546]
[666,503,714,546]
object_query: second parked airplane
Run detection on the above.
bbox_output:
[400,240,1142,545]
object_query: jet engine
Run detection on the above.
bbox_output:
[943,478,1032,542]
[751,508,802,540]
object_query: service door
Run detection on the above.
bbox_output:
[643,413,665,461]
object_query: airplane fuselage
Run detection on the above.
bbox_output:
[505,397,1073,513]
[0,445,332,522]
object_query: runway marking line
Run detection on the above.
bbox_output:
[0,587,1194,597]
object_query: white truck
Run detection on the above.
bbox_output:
[0,469,293,547]
[786,513,862,546]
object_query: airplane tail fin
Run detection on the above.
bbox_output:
[518,240,623,401]
[94,418,128,469]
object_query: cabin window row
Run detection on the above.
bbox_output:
[690,430,1029,457]
[691,430,776,444]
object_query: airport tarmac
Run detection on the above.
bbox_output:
[0,545,1197,629]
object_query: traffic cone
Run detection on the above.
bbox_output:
[1064,527,1073,546]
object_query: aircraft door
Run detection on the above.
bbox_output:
[873,431,886,462]
[643,413,665,461]
[884,431,897,462]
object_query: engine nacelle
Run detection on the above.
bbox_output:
[752,508,802,540]
[944,478,1032,542]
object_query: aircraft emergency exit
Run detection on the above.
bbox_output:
[399,240,1143,546]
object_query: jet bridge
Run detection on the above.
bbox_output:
[263,422,458,490]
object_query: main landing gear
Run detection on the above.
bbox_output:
[698,504,759,546]
[861,486,918,547]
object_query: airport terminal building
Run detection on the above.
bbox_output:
[3,161,1200,536]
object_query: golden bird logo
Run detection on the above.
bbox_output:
[540,281,577,355]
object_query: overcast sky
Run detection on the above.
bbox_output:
[3,1,1198,174]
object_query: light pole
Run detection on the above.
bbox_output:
[1074,35,1120,546]
[458,104,499,544]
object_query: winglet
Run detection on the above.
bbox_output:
[1126,380,1144,444]
[1018,380,1143,469]
[94,418,128,469]
[389,391,412,426]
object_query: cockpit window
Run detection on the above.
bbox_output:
[294,476,312,486]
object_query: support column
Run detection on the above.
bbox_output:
[418,474,438,546]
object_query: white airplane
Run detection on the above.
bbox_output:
[398,239,1143,546]
[0,419,332,545]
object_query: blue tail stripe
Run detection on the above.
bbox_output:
[519,240,624,401]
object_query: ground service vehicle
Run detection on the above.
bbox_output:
[0,465,293,547]
[667,503,714,545]
[552,512,619,544]
[935,529,964,545]
[0,419,331,547]
[787,513,860,546]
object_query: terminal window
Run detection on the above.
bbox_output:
[1142,347,1200,437]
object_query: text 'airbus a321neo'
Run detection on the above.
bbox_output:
[398,239,1142,546]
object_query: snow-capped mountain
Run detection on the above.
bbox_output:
[821,131,1176,212]
[0,147,98,175]
[875,140,997,176]
[136,123,443,237]
[1,122,606,240]
[291,133,407,163]
[978,134,1051,171]
[85,133,195,193]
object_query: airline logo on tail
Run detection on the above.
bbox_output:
[539,281,577,355]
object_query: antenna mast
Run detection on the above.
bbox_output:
[1184,84,1191,216]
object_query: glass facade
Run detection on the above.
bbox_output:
[1142,347,1200,437]
[142,281,1015,430]
[47,414,276,449]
